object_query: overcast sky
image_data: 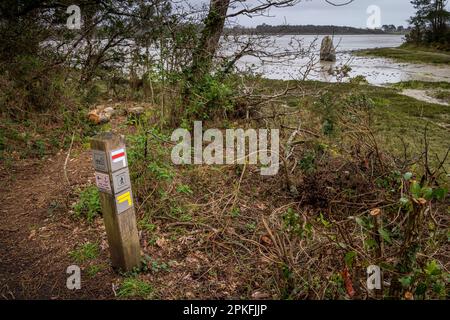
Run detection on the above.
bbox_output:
[237,0,416,27]
[188,0,422,28]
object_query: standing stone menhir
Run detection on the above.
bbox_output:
[320,36,336,62]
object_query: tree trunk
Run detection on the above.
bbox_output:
[190,0,230,82]
[180,0,230,116]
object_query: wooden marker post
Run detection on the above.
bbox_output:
[91,132,140,272]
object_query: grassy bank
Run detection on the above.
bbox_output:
[256,79,450,170]
[432,90,450,104]
[355,45,450,65]
[391,80,450,90]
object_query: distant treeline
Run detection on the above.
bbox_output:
[225,24,410,35]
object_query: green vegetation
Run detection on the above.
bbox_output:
[87,264,104,277]
[431,90,450,103]
[113,77,449,299]
[356,46,450,64]
[390,81,450,104]
[368,86,449,164]
[282,208,306,238]
[273,80,450,169]
[406,0,450,50]
[117,277,154,299]
[73,186,101,223]
[69,242,99,263]
[176,184,193,195]
[138,218,157,233]
[391,80,450,90]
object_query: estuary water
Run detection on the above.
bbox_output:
[232,34,450,85]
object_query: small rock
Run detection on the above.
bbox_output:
[98,114,110,123]
[103,107,115,117]
[88,109,111,124]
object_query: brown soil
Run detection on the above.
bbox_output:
[0,148,121,299]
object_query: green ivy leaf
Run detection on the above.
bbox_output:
[399,276,412,288]
[344,251,357,268]
[318,212,331,228]
[425,260,441,276]
[410,181,421,199]
[364,238,378,250]
[378,227,392,244]
[416,282,427,296]
[421,187,433,200]
[355,216,364,227]
[433,188,448,201]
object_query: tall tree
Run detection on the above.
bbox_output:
[182,0,300,115]
[408,0,450,44]
[187,0,230,85]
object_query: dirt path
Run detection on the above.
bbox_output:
[0,109,220,300]
[0,149,118,299]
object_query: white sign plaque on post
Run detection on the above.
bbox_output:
[92,150,108,172]
[95,171,112,194]
[109,148,128,172]
[112,168,131,194]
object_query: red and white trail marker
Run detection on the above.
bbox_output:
[111,148,126,167]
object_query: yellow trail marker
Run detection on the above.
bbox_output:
[117,191,132,206]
